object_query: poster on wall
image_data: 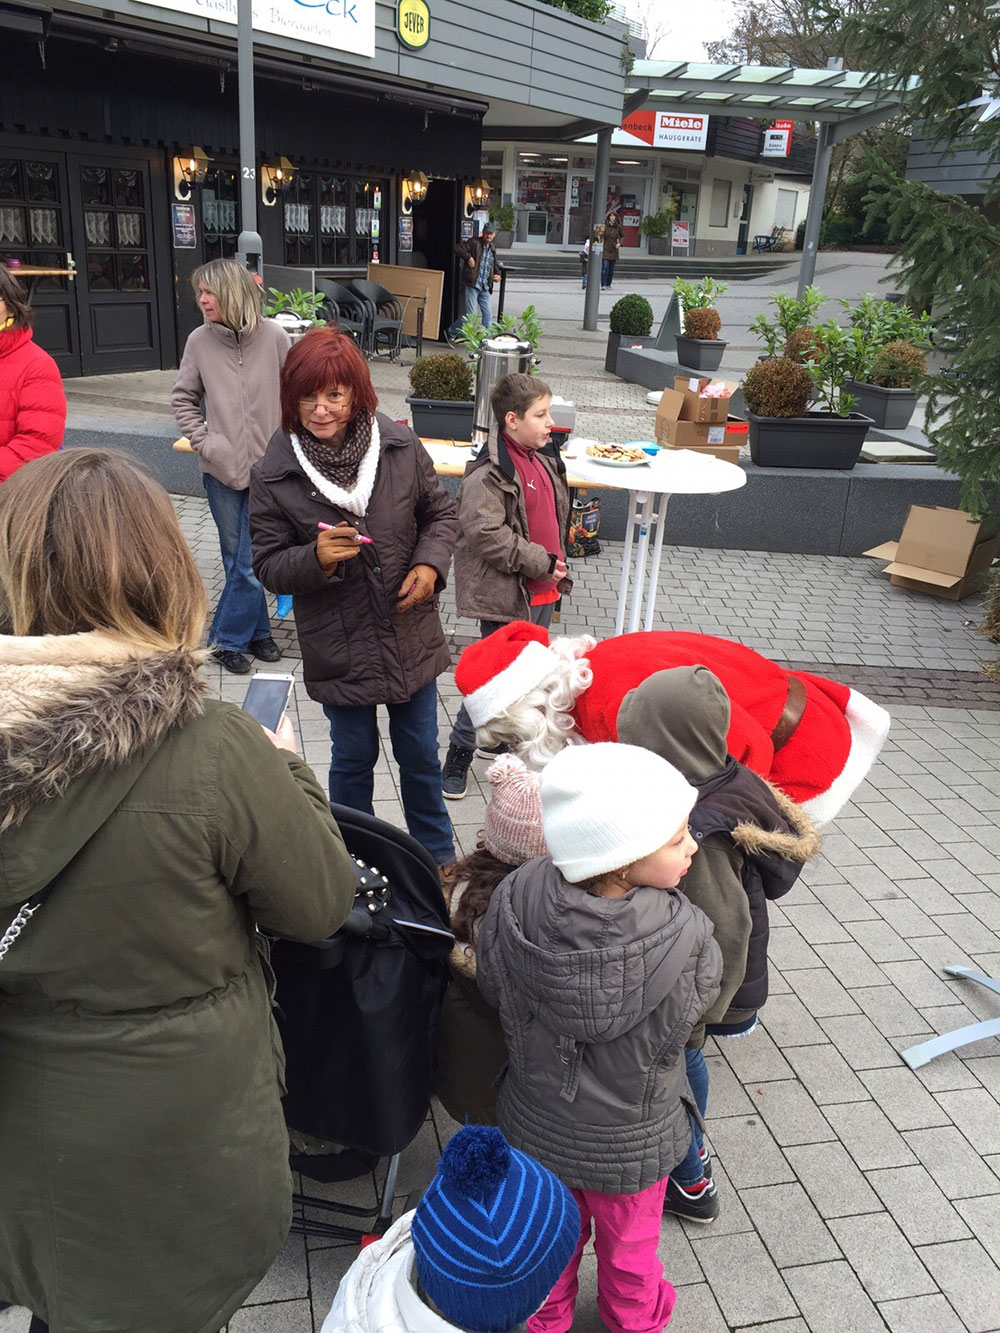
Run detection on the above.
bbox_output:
[134,0,376,59]
[461,219,474,240]
[762,121,794,157]
[171,203,197,249]
[398,215,413,252]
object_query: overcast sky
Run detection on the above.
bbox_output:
[635,0,738,61]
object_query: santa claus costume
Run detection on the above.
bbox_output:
[454,622,891,825]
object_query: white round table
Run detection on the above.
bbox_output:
[565,448,747,634]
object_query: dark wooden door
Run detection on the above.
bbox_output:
[68,156,162,374]
[0,150,81,376]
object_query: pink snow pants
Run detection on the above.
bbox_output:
[527,1177,676,1333]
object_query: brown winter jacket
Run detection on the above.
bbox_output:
[453,426,571,623]
[249,413,458,707]
[455,236,501,287]
[171,318,290,491]
[602,220,625,259]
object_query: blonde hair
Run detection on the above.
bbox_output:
[191,258,263,334]
[477,635,596,769]
[0,449,207,652]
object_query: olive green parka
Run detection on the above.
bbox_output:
[0,631,356,1333]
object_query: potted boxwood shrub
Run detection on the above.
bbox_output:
[673,276,729,372]
[743,324,874,470]
[606,293,655,374]
[640,206,676,256]
[406,353,475,439]
[846,340,928,430]
[840,294,933,430]
[488,202,516,249]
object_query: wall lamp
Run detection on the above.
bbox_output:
[261,156,296,206]
[469,177,491,206]
[173,147,212,201]
[404,169,429,204]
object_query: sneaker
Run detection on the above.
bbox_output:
[249,636,282,663]
[441,744,474,799]
[663,1176,719,1224]
[475,741,509,761]
[211,648,252,675]
[699,1145,713,1180]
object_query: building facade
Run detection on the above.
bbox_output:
[0,0,625,374]
[485,113,814,256]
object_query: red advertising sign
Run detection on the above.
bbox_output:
[671,221,690,250]
[621,109,709,151]
[762,120,794,157]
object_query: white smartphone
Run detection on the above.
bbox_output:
[241,673,295,733]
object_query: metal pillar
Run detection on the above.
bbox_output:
[796,120,833,298]
[583,126,612,332]
[234,0,263,275]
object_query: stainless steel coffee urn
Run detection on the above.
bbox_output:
[472,335,534,445]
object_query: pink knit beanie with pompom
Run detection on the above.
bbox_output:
[483,754,547,866]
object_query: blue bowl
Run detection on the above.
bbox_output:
[624,439,659,457]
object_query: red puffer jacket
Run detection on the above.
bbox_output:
[0,324,66,482]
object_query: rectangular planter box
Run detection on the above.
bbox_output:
[647,236,669,255]
[606,331,655,374]
[845,380,918,431]
[675,336,727,373]
[747,410,874,470]
[405,396,475,441]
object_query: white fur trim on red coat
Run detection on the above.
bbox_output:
[463,640,558,729]
[800,687,890,826]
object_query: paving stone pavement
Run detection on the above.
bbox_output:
[7,252,999,1332]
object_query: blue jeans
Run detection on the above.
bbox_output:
[674,1047,709,1186]
[449,283,492,338]
[601,257,616,288]
[203,474,271,652]
[323,680,455,866]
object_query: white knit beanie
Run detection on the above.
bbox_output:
[540,743,698,883]
[483,754,547,865]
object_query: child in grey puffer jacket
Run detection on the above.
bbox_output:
[477,743,721,1333]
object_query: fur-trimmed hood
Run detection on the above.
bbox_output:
[0,631,207,899]
[732,777,821,863]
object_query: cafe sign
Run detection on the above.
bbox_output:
[134,0,376,59]
[397,0,430,48]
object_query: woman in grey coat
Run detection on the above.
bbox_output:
[477,743,721,1333]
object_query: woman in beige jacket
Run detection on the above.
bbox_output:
[171,259,289,674]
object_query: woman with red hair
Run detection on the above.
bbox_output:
[250,328,459,871]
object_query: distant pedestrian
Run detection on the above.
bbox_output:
[578,225,603,289]
[448,225,501,340]
[601,209,624,289]
[0,266,65,483]
[171,258,289,674]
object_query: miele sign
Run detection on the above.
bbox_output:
[621,109,710,151]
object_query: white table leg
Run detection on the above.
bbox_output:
[643,494,669,632]
[626,492,653,634]
[614,490,639,636]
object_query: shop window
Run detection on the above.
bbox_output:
[775,188,798,231]
[284,172,386,267]
[0,157,70,288]
[709,179,731,228]
[202,168,239,261]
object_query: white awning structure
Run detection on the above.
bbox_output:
[628,61,920,295]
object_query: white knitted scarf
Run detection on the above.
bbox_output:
[289,415,382,518]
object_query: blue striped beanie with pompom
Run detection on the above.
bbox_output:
[411,1126,579,1332]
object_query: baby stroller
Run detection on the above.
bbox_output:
[268,803,453,1241]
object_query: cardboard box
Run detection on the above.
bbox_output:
[672,375,737,424]
[655,387,745,461]
[865,505,1000,600]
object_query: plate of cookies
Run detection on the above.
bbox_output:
[585,441,650,467]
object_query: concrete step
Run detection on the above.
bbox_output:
[499,254,797,281]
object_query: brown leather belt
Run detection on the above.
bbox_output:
[771,675,807,752]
